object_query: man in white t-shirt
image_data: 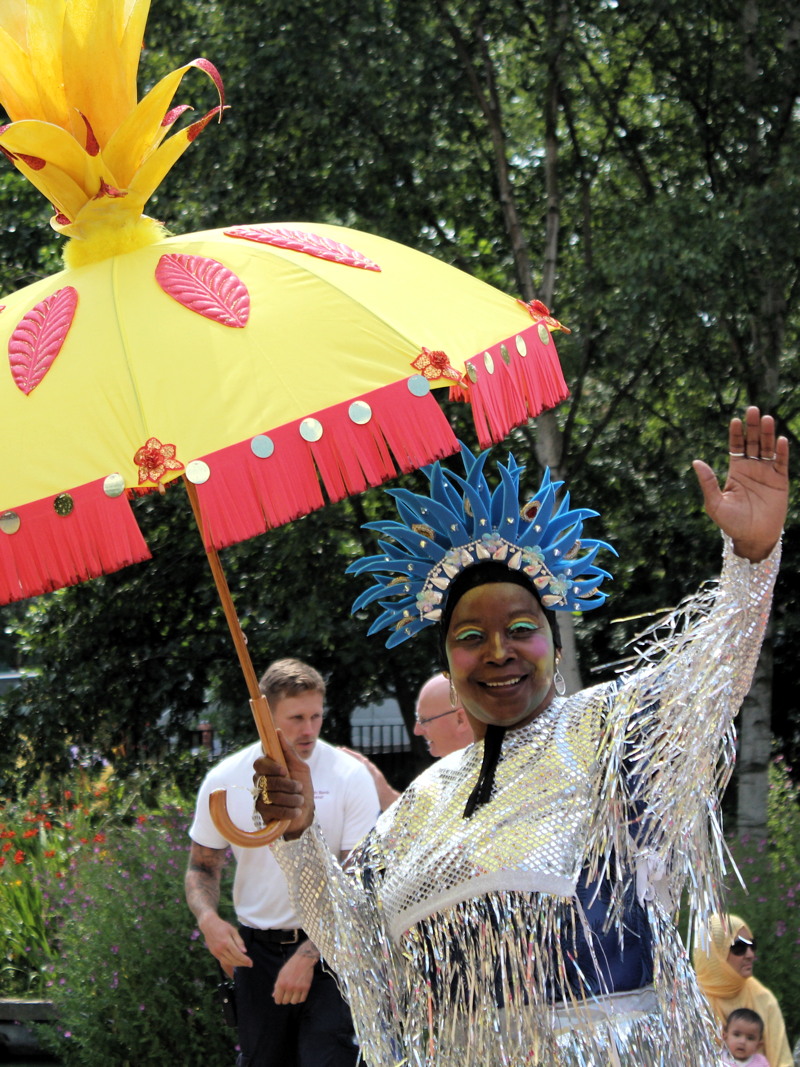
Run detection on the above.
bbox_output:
[185,658,379,1067]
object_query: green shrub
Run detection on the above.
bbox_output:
[39,803,236,1067]
[0,769,237,1066]
[0,773,112,996]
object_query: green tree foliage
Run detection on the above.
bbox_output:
[0,0,798,797]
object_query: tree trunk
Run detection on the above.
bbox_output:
[436,1,587,696]
[534,410,584,693]
[736,621,774,834]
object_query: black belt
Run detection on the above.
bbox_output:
[249,927,307,946]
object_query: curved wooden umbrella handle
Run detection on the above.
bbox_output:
[209,694,291,848]
[208,788,289,847]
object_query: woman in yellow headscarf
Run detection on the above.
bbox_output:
[694,913,792,1067]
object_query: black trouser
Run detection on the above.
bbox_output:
[235,927,359,1067]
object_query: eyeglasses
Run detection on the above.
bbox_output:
[415,708,458,727]
[730,937,756,956]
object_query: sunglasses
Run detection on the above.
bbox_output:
[730,937,756,956]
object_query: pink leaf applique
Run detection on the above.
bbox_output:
[9,286,79,395]
[224,225,382,272]
[155,254,250,327]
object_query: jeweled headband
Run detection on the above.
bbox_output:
[347,443,616,647]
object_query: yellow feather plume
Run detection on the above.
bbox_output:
[0,0,223,266]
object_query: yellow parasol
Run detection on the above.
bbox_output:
[0,0,569,844]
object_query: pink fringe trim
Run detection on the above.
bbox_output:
[464,324,569,448]
[192,380,460,550]
[0,326,568,601]
[0,480,151,604]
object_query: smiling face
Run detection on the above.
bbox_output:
[270,691,324,761]
[723,1017,762,1061]
[445,581,556,738]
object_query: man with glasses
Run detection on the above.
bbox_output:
[413,672,474,758]
[343,673,475,810]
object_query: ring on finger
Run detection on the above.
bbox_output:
[255,774,271,806]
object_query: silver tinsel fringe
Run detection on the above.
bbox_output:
[273,536,779,1067]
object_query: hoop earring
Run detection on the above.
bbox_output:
[553,668,566,697]
[449,679,459,709]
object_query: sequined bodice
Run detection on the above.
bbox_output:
[378,695,601,939]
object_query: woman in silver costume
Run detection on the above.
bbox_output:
[254,408,789,1067]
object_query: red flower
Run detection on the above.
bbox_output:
[516,298,571,334]
[93,833,106,843]
[136,814,147,825]
[134,437,184,486]
[44,850,56,858]
[13,849,25,864]
[23,828,38,838]
[410,347,463,383]
[2,842,12,852]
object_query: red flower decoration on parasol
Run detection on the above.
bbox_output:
[411,347,464,384]
[517,298,572,334]
[133,438,185,486]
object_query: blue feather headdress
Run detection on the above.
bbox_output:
[347,444,616,647]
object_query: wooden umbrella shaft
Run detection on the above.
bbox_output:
[183,478,261,705]
[184,476,288,847]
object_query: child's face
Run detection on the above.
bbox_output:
[724,1019,762,1061]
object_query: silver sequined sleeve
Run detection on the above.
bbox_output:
[270,821,403,1063]
[586,534,782,920]
[270,819,372,963]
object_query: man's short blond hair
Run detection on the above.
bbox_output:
[258,658,325,704]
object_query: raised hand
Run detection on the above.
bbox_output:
[692,407,789,562]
